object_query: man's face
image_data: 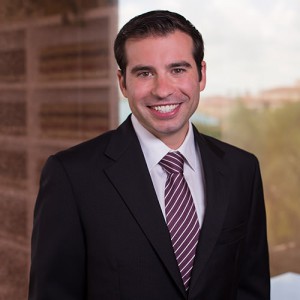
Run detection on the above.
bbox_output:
[118,30,206,148]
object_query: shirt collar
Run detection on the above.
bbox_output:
[131,114,198,172]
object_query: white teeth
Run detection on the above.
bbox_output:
[153,104,178,113]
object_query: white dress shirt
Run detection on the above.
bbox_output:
[131,115,206,228]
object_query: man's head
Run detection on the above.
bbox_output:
[115,11,206,149]
[114,10,204,83]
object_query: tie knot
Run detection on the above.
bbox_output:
[159,151,184,175]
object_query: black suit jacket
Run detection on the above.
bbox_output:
[29,116,270,300]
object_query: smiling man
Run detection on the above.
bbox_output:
[29,10,270,300]
[117,30,206,149]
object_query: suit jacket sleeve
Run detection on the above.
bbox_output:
[237,157,270,299]
[28,155,86,300]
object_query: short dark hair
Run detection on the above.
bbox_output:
[114,10,204,81]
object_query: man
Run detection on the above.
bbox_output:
[29,10,270,300]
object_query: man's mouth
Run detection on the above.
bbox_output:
[152,104,179,113]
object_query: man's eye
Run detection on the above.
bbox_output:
[137,71,152,77]
[172,68,186,74]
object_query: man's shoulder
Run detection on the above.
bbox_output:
[44,129,120,177]
[196,131,259,168]
[49,117,136,170]
[54,117,134,161]
[56,129,116,161]
[202,133,253,154]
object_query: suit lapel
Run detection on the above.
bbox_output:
[103,118,187,298]
[189,130,230,292]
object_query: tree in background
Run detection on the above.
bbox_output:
[223,102,300,247]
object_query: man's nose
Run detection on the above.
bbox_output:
[151,75,174,99]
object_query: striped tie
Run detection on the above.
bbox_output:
[159,151,200,290]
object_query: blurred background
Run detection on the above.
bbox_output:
[0,0,299,299]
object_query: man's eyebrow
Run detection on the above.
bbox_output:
[130,65,154,74]
[130,61,192,74]
[168,61,192,69]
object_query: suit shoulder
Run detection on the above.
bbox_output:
[53,129,116,165]
[200,133,259,167]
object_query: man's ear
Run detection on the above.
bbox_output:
[199,61,206,91]
[117,70,128,98]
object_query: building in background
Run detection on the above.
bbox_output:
[0,1,118,298]
[197,80,300,129]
